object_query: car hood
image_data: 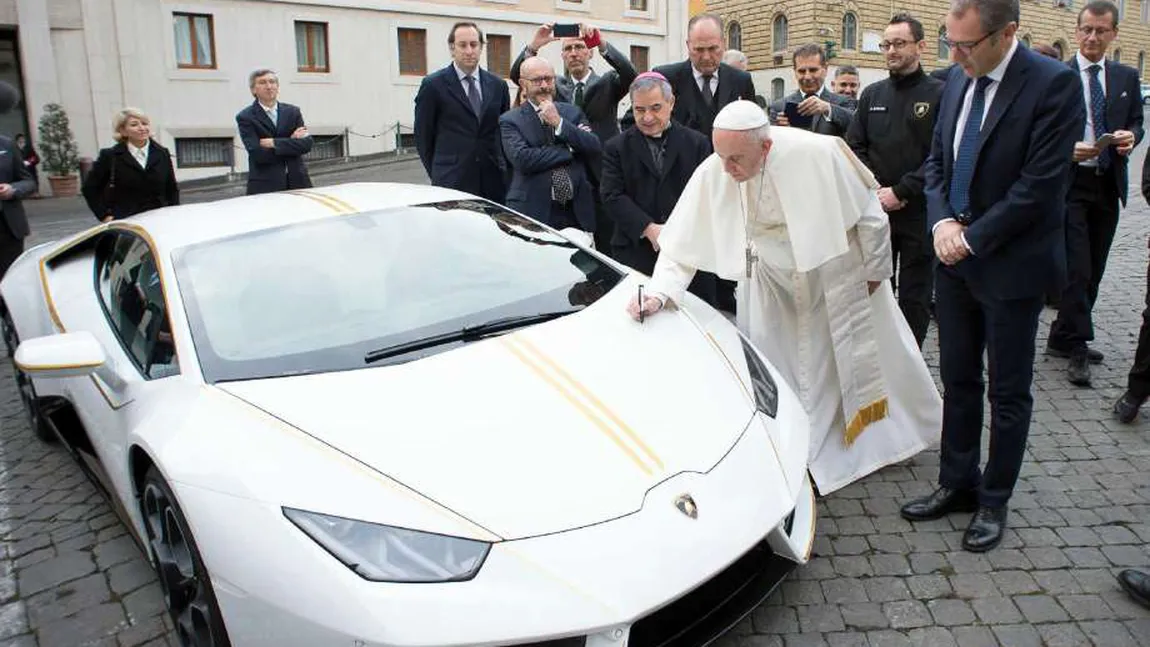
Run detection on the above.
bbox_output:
[219,292,760,540]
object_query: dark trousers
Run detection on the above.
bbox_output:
[1048,167,1120,351]
[890,208,932,347]
[547,201,581,232]
[612,240,720,308]
[1128,246,1150,398]
[0,225,23,280]
[935,266,1044,508]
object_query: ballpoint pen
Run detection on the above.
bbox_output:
[638,284,645,324]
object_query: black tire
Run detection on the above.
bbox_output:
[140,466,232,647]
[1,308,57,443]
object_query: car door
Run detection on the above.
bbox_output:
[66,230,180,504]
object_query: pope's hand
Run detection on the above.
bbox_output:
[933,220,971,266]
[627,294,664,321]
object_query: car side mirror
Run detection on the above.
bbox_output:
[14,331,108,378]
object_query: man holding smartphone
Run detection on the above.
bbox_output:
[768,43,855,138]
[1045,0,1144,387]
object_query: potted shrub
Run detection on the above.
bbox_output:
[37,103,81,197]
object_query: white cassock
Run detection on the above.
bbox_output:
[649,125,942,495]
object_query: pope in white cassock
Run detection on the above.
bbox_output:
[627,101,942,495]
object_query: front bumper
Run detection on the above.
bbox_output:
[175,421,816,647]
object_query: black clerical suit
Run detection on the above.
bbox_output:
[1047,55,1144,369]
[847,66,944,346]
[600,122,718,307]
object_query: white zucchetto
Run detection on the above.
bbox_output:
[712,100,770,131]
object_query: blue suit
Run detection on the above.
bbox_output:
[499,102,601,231]
[236,100,313,195]
[414,65,510,203]
[924,44,1084,507]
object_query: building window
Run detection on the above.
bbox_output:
[173,13,216,69]
[175,137,232,168]
[305,134,345,161]
[487,35,511,78]
[842,13,858,51]
[1053,41,1066,60]
[728,21,742,51]
[773,15,788,53]
[398,28,427,76]
[771,78,785,101]
[1139,51,1145,77]
[938,26,950,60]
[631,45,649,72]
[629,0,648,10]
[295,22,329,73]
[1115,48,1123,63]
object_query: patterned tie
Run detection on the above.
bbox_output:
[541,117,574,203]
[1088,64,1111,171]
[464,75,482,117]
[701,74,714,107]
[574,82,585,109]
[949,76,994,216]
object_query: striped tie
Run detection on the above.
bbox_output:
[1088,65,1111,171]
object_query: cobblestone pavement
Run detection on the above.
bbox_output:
[1,156,1149,646]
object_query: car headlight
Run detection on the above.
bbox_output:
[283,508,491,583]
[740,337,778,418]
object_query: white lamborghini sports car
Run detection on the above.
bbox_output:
[0,183,815,647]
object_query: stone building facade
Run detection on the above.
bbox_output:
[704,0,1150,100]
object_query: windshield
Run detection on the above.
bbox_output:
[173,200,623,382]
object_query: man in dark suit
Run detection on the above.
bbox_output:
[236,69,313,195]
[653,13,757,140]
[0,133,37,279]
[500,57,601,233]
[509,23,636,250]
[510,23,636,145]
[900,0,1083,552]
[414,22,510,203]
[1113,153,1150,423]
[1045,1,1144,386]
[769,43,856,137]
[600,72,718,307]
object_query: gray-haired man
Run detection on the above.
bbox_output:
[235,68,313,195]
[599,72,719,307]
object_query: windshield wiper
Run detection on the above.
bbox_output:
[364,310,581,364]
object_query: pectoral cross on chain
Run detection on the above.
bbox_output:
[745,245,757,278]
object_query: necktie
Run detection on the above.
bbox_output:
[540,116,574,203]
[267,109,277,127]
[465,75,482,116]
[701,74,714,107]
[949,76,993,216]
[1087,64,1111,171]
[574,82,585,108]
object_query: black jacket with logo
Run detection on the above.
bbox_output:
[846,67,944,209]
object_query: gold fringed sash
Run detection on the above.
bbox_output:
[845,397,890,446]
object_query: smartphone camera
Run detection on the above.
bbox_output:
[552,23,580,37]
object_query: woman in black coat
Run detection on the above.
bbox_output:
[82,108,179,222]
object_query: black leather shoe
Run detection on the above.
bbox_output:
[1068,348,1092,387]
[962,505,1008,552]
[1114,391,1147,424]
[1045,345,1103,364]
[1118,569,1150,609]
[900,487,979,521]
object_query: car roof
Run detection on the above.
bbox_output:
[124,182,478,251]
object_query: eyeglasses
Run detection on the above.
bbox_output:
[523,75,556,84]
[942,29,998,55]
[1077,26,1115,37]
[878,39,919,51]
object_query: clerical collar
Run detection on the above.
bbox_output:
[643,122,672,139]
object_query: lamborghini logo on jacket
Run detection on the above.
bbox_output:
[914,102,932,119]
[675,494,698,519]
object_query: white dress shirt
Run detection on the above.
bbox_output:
[128,141,149,169]
[1075,51,1108,167]
[454,63,482,104]
[952,38,1020,158]
[692,66,716,96]
[259,101,279,128]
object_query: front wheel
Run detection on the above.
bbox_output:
[1,309,56,443]
[140,466,231,647]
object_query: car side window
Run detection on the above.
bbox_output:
[95,233,179,379]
